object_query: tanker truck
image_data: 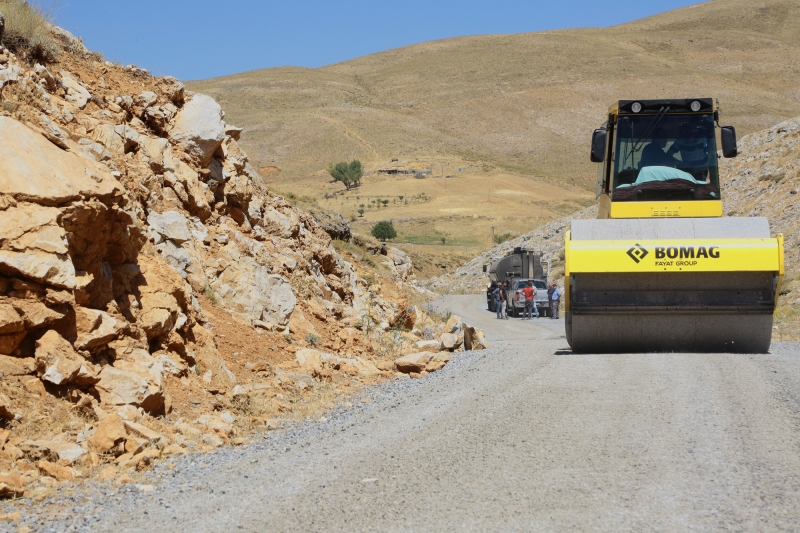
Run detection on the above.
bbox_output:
[484,248,550,317]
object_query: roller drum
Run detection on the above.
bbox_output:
[566,217,778,354]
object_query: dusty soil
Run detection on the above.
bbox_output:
[10,295,800,532]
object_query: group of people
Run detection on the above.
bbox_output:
[492,281,561,320]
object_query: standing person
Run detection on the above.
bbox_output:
[547,283,556,318]
[500,282,509,320]
[551,284,562,319]
[492,284,502,319]
[522,281,538,320]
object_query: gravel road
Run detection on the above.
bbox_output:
[11,295,800,532]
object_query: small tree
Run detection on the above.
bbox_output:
[327,159,363,190]
[371,221,397,242]
[381,199,389,207]
[358,208,365,217]
[440,237,446,245]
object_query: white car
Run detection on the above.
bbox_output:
[507,279,550,317]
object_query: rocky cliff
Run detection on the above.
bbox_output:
[0,22,485,497]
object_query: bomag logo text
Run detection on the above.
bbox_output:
[654,246,720,259]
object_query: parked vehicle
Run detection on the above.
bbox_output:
[485,248,549,313]
[508,279,550,317]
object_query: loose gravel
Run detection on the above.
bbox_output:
[6,296,800,532]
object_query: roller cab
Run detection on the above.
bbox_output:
[567,99,784,353]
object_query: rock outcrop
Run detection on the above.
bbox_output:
[0,27,439,496]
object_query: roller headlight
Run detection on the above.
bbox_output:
[690,100,702,112]
[631,102,642,113]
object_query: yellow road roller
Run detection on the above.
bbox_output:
[565,98,784,353]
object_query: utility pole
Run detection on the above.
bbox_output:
[492,225,495,245]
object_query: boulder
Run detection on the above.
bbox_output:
[295,348,324,374]
[384,247,414,281]
[36,460,75,481]
[0,470,26,499]
[213,260,296,327]
[85,413,126,453]
[440,332,462,351]
[59,71,91,109]
[394,351,436,374]
[0,355,28,376]
[0,392,15,421]
[310,210,351,241]
[74,307,121,351]
[147,211,192,244]
[39,115,69,149]
[95,349,165,413]
[415,339,442,352]
[0,304,24,335]
[425,352,452,372]
[443,314,463,335]
[0,333,25,356]
[259,206,299,238]
[170,94,226,166]
[35,330,99,387]
[463,324,488,351]
[0,116,120,205]
[0,249,76,290]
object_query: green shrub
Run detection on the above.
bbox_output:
[0,0,59,63]
[493,232,514,245]
[371,220,397,241]
[304,333,321,346]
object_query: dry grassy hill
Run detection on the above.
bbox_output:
[190,0,800,180]
[188,0,800,268]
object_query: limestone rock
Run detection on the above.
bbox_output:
[0,249,76,290]
[59,71,91,109]
[0,470,26,499]
[0,304,24,335]
[147,211,192,244]
[96,349,165,413]
[443,314,463,335]
[384,247,414,281]
[39,115,69,149]
[0,333,25,356]
[463,324,488,350]
[0,392,16,421]
[213,261,296,327]
[259,206,299,238]
[0,116,120,205]
[295,348,324,374]
[394,351,436,374]
[310,210,351,241]
[35,330,99,387]
[85,414,126,453]
[0,355,28,376]
[74,307,121,351]
[170,94,226,166]
[440,332,462,351]
[415,339,442,352]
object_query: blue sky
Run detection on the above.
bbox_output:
[53,0,702,81]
